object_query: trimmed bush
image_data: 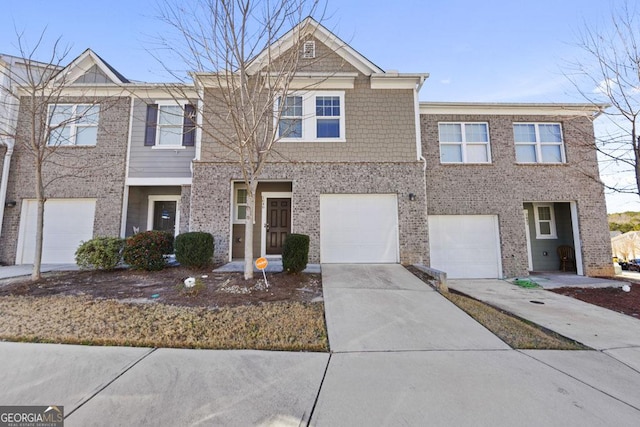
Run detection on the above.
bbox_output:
[75,237,125,270]
[282,233,310,274]
[174,232,214,268]
[123,231,174,271]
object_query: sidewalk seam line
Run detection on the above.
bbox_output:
[518,349,640,413]
[305,352,332,426]
[65,347,158,419]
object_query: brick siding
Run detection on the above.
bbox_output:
[422,113,613,277]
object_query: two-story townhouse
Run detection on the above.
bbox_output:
[189,19,429,266]
[0,18,614,280]
[421,103,613,278]
[0,50,131,264]
[120,88,196,241]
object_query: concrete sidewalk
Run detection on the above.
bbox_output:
[1,265,640,425]
[448,279,640,351]
[0,263,78,280]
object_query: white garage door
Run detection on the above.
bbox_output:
[320,194,399,263]
[17,199,96,264]
[428,215,502,279]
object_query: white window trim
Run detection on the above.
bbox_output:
[533,203,557,239]
[233,186,248,224]
[277,91,346,142]
[147,195,181,237]
[514,122,566,164]
[154,100,190,148]
[47,103,100,146]
[438,122,491,164]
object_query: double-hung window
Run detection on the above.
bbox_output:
[47,104,100,146]
[235,188,248,222]
[277,91,345,141]
[438,122,490,163]
[144,102,196,148]
[514,123,565,163]
[533,203,557,239]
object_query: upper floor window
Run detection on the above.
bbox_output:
[47,104,100,146]
[144,102,196,148]
[514,123,565,163]
[438,122,490,163]
[277,91,345,142]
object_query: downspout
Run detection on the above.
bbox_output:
[0,139,14,240]
[414,76,429,266]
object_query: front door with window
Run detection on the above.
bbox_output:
[153,200,177,235]
[266,198,291,255]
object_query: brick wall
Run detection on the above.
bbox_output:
[190,162,427,265]
[422,113,613,277]
[0,96,130,264]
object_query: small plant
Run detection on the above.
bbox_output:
[282,233,310,274]
[123,231,174,271]
[75,237,125,270]
[174,232,214,268]
[176,276,205,297]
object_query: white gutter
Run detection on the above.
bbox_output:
[413,74,428,166]
[0,139,14,240]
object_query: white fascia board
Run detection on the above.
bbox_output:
[126,177,192,186]
[420,102,609,117]
[246,17,384,77]
[53,49,125,86]
[370,73,429,90]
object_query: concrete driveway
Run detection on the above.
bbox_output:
[311,265,640,426]
[2,264,640,425]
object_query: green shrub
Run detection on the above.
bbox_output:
[123,231,174,271]
[75,237,125,270]
[174,232,214,268]
[282,233,310,274]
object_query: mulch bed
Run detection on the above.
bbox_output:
[549,285,640,318]
[0,266,322,309]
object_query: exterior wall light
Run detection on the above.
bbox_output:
[4,201,16,208]
[408,193,416,201]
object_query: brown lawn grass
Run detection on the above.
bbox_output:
[0,296,328,351]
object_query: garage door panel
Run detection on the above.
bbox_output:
[18,199,96,264]
[320,194,399,263]
[429,215,501,279]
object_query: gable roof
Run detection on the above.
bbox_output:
[53,48,129,85]
[246,17,384,76]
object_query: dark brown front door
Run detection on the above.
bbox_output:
[266,198,291,255]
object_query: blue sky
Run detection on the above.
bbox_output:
[1,0,637,212]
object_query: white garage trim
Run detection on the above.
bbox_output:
[428,215,502,279]
[320,194,399,263]
[16,198,96,264]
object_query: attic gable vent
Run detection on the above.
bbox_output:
[302,41,316,59]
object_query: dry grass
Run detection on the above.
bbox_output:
[443,292,587,350]
[405,266,587,350]
[0,296,328,351]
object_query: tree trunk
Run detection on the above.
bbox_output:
[243,179,259,280]
[32,164,44,281]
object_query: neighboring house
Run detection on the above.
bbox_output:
[0,54,56,248]
[611,231,640,261]
[0,19,614,278]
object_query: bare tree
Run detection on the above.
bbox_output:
[566,1,640,198]
[0,32,112,280]
[155,0,324,279]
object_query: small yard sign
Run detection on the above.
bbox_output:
[255,257,269,287]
